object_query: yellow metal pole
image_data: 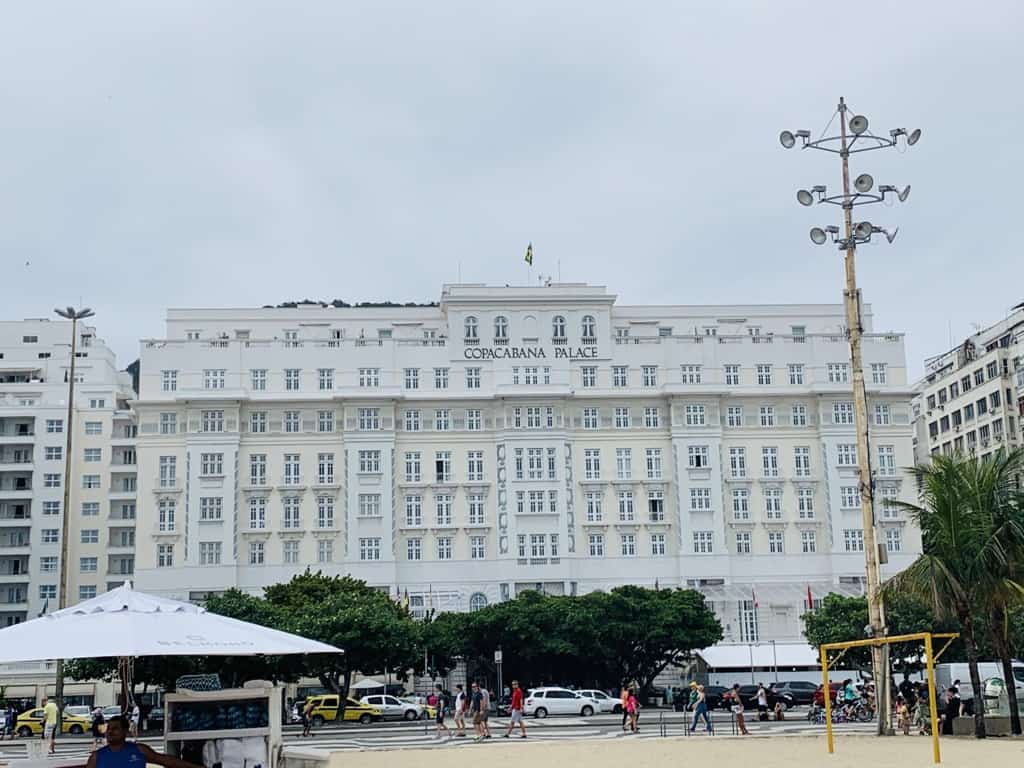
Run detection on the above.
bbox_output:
[821,645,834,754]
[925,633,941,764]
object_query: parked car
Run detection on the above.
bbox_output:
[359,694,424,721]
[772,681,818,706]
[15,709,91,737]
[522,688,599,718]
[65,706,93,718]
[813,683,843,707]
[673,685,728,711]
[722,685,794,711]
[574,689,620,713]
[400,698,436,720]
[305,694,382,725]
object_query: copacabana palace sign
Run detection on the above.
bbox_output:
[463,345,598,360]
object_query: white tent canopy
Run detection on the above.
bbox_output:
[349,678,386,690]
[696,642,820,669]
[0,583,342,663]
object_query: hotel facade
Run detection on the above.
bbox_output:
[132,283,921,642]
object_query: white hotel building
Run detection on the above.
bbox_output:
[133,284,920,642]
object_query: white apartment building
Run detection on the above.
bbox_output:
[133,283,920,642]
[913,303,1024,465]
[0,319,137,627]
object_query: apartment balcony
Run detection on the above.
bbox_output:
[0,540,31,553]
[0,488,32,502]
[0,600,29,612]
[109,488,137,501]
[152,479,182,494]
[0,513,31,526]
[0,459,34,472]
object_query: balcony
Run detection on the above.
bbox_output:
[0,540,30,553]
[152,479,182,493]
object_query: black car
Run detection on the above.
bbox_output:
[725,685,795,711]
[672,685,728,712]
[772,681,818,706]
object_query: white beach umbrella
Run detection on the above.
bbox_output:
[0,582,342,662]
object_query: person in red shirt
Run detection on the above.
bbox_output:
[503,680,527,738]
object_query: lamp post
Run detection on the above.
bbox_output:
[781,99,919,734]
[52,306,95,728]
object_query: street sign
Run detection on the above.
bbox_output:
[494,650,503,663]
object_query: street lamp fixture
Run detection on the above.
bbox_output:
[781,97,920,736]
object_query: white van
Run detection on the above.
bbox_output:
[933,661,1024,703]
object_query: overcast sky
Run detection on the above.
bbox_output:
[2,1,1021,378]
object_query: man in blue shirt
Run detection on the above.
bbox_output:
[86,716,198,768]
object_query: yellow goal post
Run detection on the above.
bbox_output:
[820,632,959,765]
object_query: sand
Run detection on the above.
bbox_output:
[329,734,1024,768]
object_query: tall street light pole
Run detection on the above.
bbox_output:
[781,100,920,735]
[53,306,95,728]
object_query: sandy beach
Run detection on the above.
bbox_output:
[335,734,1024,768]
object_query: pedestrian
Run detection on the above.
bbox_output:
[129,703,140,738]
[453,684,467,737]
[756,683,769,722]
[626,689,639,733]
[620,686,630,731]
[470,682,484,741]
[86,715,200,768]
[480,687,492,739]
[0,705,8,741]
[42,696,58,755]
[940,687,960,735]
[301,699,314,737]
[687,681,699,712]
[502,680,527,739]
[729,684,749,735]
[773,700,786,721]
[689,685,713,733]
[896,695,910,735]
[664,687,673,708]
[6,703,15,740]
[433,685,451,739]
[91,706,106,750]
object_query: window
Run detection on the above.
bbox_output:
[990,390,1001,409]
[470,535,486,560]
[680,365,702,384]
[841,486,859,509]
[464,367,481,389]
[688,445,710,469]
[693,531,714,554]
[249,454,267,486]
[434,367,449,389]
[249,411,267,433]
[44,418,63,434]
[404,409,421,432]
[986,360,998,379]
[612,366,628,387]
[759,405,776,427]
[158,412,177,435]
[726,406,743,427]
[615,448,632,480]
[435,409,450,430]
[284,410,300,432]
[621,534,637,557]
[283,368,300,391]
[80,528,99,544]
[157,544,174,568]
[405,495,423,526]
[764,487,782,519]
[197,541,221,565]
[317,410,334,432]
[833,402,855,425]
[791,404,808,427]
[42,501,61,515]
[81,501,101,517]
[728,447,747,478]
[78,586,97,600]
[614,407,631,428]
[405,452,421,482]
[317,540,333,563]
[585,491,603,522]
[589,534,605,557]
[283,540,299,564]
[581,315,596,341]
[203,369,226,389]
[44,472,61,488]
[317,453,335,485]
[724,364,740,386]
[768,531,784,554]
[82,474,101,489]
[406,537,422,561]
[200,497,223,521]
[645,448,662,480]
[249,497,267,529]
[200,452,223,477]
[977,397,988,416]
[685,404,706,426]
[468,494,485,525]
[358,368,380,387]
[581,366,597,387]
[494,316,509,341]
[762,447,779,477]
[467,451,484,482]
[641,489,663,521]
[466,408,482,431]
[874,404,891,425]
[885,528,903,553]
[871,363,888,384]
[161,370,178,392]
[358,537,382,561]
[973,368,985,386]
[359,450,382,474]
[756,364,772,385]
[584,448,601,480]
[435,451,452,482]
[690,487,712,511]
[794,446,811,477]
[617,491,635,521]
[795,529,817,553]
[650,533,667,556]
[735,532,752,554]
[45,446,63,460]
[827,363,850,383]
[358,407,381,431]
[158,499,176,531]
[878,486,900,518]
[788,364,805,385]
[549,314,567,340]
[642,365,658,387]
[797,488,815,519]
[437,536,453,560]
[877,444,896,476]
[837,444,858,466]
[84,421,102,435]
[404,368,419,389]
[435,494,453,525]
[844,529,864,552]
[283,454,301,486]
[582,407,599,429]
[644,407,660,428]
[246,541,265,566]
[316,496,335,528]
[732,489,750,520]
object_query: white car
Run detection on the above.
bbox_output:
[359,694,424,721]
[575,689,620,713]
[522,687,599,718]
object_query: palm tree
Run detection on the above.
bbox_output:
[881,452,1023,738]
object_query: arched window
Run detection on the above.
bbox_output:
[494,316,509,340]
[464,316,478,341]
[581,315,596,341]
[469,592,488,612]
[552,315,566,340]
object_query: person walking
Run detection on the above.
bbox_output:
[433,684,451,739]
[91,706,106,750]
[42,696,59,755]
[687,681,699,712]
[620,687,630,731]
[479,687,492,739]
[129,703,140,738]
[453,684,467,737]
[502,680,527,739]
[729,684,750,734]
[625,689,639,733]
[756,683,769,722]
[5,704,16,740]
[301,699,314,737]
[940,687,960,735]
[689,685,713,734]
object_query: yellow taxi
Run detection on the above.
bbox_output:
[305,695,382,725]
[15,708,92,737]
